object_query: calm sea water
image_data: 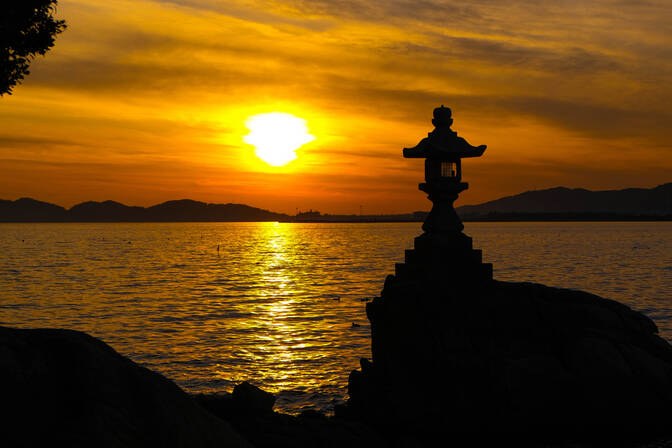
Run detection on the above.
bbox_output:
[1,222,671,414]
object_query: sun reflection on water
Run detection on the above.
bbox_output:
[212,222,362,397]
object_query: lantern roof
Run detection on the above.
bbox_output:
[403,106,486,159]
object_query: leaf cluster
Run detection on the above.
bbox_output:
[0,0,66,95]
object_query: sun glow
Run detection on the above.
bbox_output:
[244,112,315,166]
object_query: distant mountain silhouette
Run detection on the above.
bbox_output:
[69,200,147,222]
[457,183,672,217]
[2,183,671,222]
[146,200,287,222]
[0,198,67,221]
[0,198,288,222]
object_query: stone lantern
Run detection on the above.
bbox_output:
[397,106,492,282]
[348,106,672,438]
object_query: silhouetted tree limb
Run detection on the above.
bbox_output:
[0,0,66,95]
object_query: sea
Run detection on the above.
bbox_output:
[1,222,671,414]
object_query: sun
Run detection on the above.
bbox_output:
[244,112,315,166]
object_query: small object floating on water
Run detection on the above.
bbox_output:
[351,322,361,328]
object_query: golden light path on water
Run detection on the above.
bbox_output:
[1,222,671,414]
[224,227,318,391]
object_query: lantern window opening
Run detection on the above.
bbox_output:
[441,161,457,178]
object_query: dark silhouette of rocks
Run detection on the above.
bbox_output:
[344,107,672,444]
[346,280,672,441]
[232,381,277,413]
[0,324,382,447]
[0,326,250,447]
[0,198,288,222]
[195,383,382,447]
[458,183,672,217]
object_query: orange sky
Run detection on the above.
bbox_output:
[1,0,671,214]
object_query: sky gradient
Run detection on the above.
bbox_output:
[1,0,671,214]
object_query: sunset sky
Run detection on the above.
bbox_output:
[1,0,671,214]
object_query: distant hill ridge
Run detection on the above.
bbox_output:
[0,198,288,222]
[457,183,672,217]
[1,182,671,222]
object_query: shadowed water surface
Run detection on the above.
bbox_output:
[1,222,670,414]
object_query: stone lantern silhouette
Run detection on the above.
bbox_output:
[398,106,492,282]
[349,106,672,438]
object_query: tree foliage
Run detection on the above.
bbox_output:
[0,1,66,95]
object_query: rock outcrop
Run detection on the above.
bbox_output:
[195,383,383,448]
[346,278,672,442]
[0,326,250,447]
[0,326,384,447]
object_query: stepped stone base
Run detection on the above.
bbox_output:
[393,231,493,284]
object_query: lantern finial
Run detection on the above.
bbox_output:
[432,105,453,128]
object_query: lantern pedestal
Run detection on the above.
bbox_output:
[419,181,468,237]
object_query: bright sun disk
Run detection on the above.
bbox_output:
[244,112,315,166]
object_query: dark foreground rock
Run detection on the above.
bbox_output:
[347,278,672,444]
[0,326,250,447]
[0,325,382,447]
[5,277,672,448]
[195,382,383,447]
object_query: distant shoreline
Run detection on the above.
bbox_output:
[283,215,672,223]
[286,212,672,223]
[2,215,671,223]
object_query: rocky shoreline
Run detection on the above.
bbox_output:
[0,325,382,447]
[346,279,672,445]
[3,279,672,447]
